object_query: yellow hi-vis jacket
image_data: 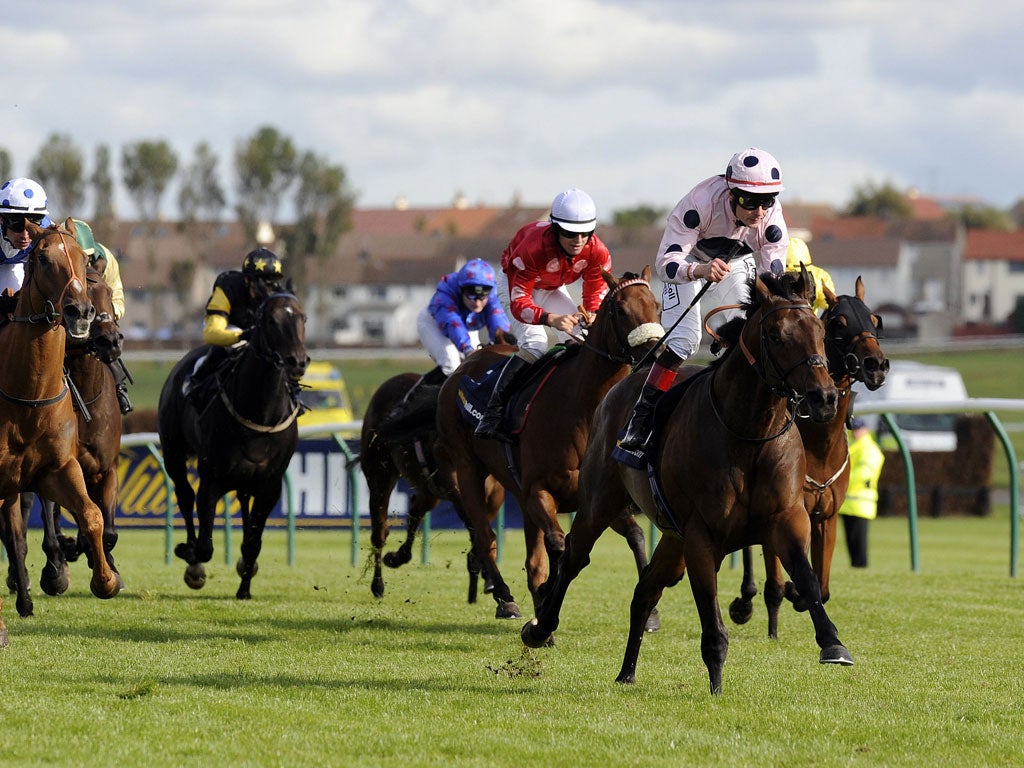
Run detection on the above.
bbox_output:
[839,431,885,520]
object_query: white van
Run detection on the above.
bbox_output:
[851,361,968,452]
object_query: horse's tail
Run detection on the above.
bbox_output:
[374,385,443,444]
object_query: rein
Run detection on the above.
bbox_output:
[9,230,85,327]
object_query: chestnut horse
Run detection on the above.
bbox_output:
[522,272,847,694]
[435,268,664,620]
[361,370,506,603]
[0,221,121,642]
[728,277,888,636]
[158,291,309,599]
[34,270,127,599]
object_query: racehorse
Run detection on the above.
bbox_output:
[33,270,126,600]
[361,370,506,603]
[435,267,664,620]
[157,291,309,599]
[728,276,888,636]
[0,221,121,641]
[522,271,847,694]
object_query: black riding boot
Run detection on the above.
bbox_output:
[474,355,529,442]
[613,354,681,468]
[616,383,661,453]
[108,361,133,414]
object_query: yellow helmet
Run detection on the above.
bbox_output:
[786,237,812,271]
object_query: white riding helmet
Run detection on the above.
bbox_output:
[724,148,784,193]
[0,177,49,216]
[549,188,597,233]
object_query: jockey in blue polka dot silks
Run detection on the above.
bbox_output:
[614,147,791,468]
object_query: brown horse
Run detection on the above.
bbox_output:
[158,291,309,599]
[361,369,506,603]
[435,267,664,620]
[728,277,888,636]
[0,221,120,641]
[522,271,846,694]
[33,270,126,600]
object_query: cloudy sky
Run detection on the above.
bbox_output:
[5,1,1022,221]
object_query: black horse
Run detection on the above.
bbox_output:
[157,292,309,599]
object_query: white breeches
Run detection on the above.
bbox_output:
[496,279,578,363]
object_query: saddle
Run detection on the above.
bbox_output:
[457,344,578,438]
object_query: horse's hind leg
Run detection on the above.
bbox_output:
[385,489,435,570]
[365,463,398,599]
[610,513,660,633]
[39,497,71,596]
[0,495,33,617]
[236,492,276,600]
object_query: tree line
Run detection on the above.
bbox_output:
[0,124,357,297]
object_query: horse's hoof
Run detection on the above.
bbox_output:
[520,618,552,648]
[820,645,854,665]
[371,577,385,599]
[483,576,495,594]
[173,543,192,562]
[235,558,258,578]
[90,574,121,600]
[40,565,70,596]
[184,564,207,590]
[728,597,753,625]
[495,600,523,620]
[645,607,661,634]
[383,551,411,569]
[15,596,33,618]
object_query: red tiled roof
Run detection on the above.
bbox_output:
[964,229,1024,262]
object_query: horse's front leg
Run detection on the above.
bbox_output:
[179,480,219,590]
[38,464,119,600]
[38,496,70,597]
[236,492,270,600]
[728,546,758,626]
[616,537,689,687]
[0,494,33,617]
[94,469,122,587]
[776,521,852,666]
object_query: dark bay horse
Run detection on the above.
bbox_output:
[729,277,888,636]
[361,369,506,603]
[435,267,664,620]
[523,272,847,694]
[34,270,126,599]
[0,221,121,640]
[158,291,309,599]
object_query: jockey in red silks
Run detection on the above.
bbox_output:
[474,187,612,442]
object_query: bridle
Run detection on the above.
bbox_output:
[9,228,89,328]
[579,277,664,366]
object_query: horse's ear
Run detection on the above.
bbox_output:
[641,264,652,283]
[283,277,296,293]
[855,275,865,301]
[754,275,770,303]
[64,217,77,237]
[823,280,838,309]
[601,268,616,291]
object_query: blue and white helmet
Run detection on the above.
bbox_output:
[0,178,49,216]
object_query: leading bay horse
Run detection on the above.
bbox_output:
[729,277,888,637]
[523,271,847,694]
[435,267,664,620]
[35,270,127,600]
[157,291,309,599]
[0,221,121,642]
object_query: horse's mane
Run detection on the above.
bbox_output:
[708,272,805,370]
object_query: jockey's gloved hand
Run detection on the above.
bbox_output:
[770,259,784,277]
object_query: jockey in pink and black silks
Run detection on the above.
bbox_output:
[417,258,511,375]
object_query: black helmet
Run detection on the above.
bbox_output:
[242,248,284,281]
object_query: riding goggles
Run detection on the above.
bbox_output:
[461,286,490,300]
[734,193,778,211]
[1,214,45,232]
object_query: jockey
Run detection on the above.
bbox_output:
[183,247,286,399]
[0,177,53,295]
[72,219,134,413]
[614,148,790,467]
[475,187,612,441]
[418,257,511,377]
[786,236,835,315]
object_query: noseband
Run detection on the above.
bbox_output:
[582,277,664,366]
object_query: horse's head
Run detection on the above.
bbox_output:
[84,270,124,364]
[821,276,889,391]
[251,292,310,382]
[589,265,663,364]
[23,219,95,339]
[743,271,838,423]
